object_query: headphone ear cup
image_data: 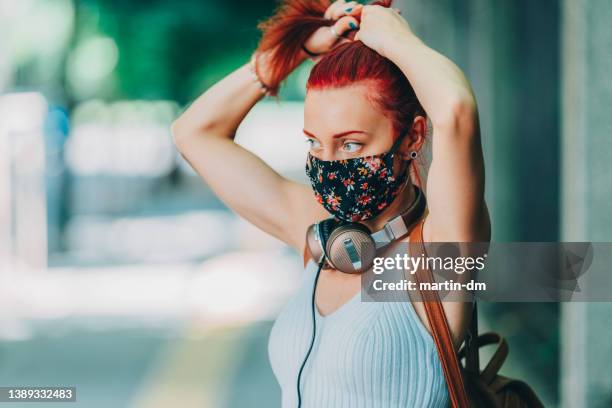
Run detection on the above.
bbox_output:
[306,218,341,264]
[326,222,376,273]
[305,224,322,264]
[319,218,339,257]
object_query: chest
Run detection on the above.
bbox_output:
[314,267,362,317]
[267,297,445,401]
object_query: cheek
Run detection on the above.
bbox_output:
[363,128,395,156]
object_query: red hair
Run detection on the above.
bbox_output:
[257,0,426,187]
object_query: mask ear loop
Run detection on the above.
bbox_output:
[388,132,414,188]
[389,131,408,156]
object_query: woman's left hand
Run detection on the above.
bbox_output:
[354,5,414,58]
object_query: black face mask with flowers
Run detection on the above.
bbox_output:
[305,134,411,222]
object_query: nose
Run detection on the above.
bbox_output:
[319,150,337,161]
[312,145,338,162]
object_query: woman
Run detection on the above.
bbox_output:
[172,0,490,406]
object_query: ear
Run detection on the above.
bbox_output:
[398,115,428,160]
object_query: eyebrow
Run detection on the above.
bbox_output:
[303,129,369,139]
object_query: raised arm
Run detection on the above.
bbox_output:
[171,54,305,250]
[353,4,490,345]
[356,5,491,243]
[171,1,361,252]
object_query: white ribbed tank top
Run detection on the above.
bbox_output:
[268,258,449,408]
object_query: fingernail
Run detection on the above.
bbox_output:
[345,7,353,12]
[349,22,357,29]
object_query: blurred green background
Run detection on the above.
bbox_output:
[1,0,611,407]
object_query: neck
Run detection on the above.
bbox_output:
[361,181,417,233]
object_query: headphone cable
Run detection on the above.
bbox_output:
[296,258,325,408]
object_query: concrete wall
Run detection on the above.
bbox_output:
[561,0,612,407]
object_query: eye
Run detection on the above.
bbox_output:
[342,142,363,153]
[305,138,321,149]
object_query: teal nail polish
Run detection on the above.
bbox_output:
[345,7,353,12]
[349,22,357,29]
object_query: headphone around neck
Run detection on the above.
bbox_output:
[305,185,426,274]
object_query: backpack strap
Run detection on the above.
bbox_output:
[303,244,309,268]
[409,217,470,408]
[464,304,480,375]
[459,332,508,384]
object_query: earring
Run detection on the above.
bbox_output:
[410,150,418,159]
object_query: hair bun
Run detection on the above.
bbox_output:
[257,0,331,95]
[256,0,396,95]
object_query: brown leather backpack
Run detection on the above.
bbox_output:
[409,218,545,408]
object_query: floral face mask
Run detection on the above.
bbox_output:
[305,134,410,222]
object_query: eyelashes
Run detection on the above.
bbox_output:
[305,138,363,153]
[305,138,320,149]
[342,142,363,152]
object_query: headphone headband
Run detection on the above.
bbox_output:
[371,185,426,246]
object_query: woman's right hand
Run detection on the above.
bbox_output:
[302,0,362,59]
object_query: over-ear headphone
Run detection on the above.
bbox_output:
[305,185,426,273]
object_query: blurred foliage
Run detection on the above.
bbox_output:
[91,0,275,102]
[10,0,316,105]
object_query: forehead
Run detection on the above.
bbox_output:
[304,84,389,134]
